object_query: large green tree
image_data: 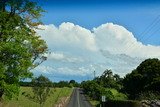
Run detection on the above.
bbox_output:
[0,0,47,99]
[123,58,160,99]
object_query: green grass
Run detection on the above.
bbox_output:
[90,100,100,107]
[1,87,73,107]
[89,88,127,107]
[105,88,128,100]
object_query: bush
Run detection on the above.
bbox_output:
[136,91,160,100]
[81,80,105,100]
[105,88,127,100]
[104,100,141,107]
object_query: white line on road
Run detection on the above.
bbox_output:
[77,88,80,107]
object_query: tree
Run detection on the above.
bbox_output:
[69,80,79,87]
[123,58,160,99]
[113,74,121,81]
[81,80,105,100]
[123,70,143,99]
[0,0,47,99]
[69,80,76,84]
[102,69,113,78]
[31,75,52,107]
[95,69,122,90]
[55,81,70,88]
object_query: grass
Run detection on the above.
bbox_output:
[90,100,100,107]
[0,87,73,107]
[89,88,127,107]
[105,88,128,100]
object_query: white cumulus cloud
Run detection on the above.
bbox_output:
[34,65,93,77]
[93,23,160,58]
[35,22,160,78]
[37,22,97,52]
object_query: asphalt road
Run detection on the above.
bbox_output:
[67,88,92,107]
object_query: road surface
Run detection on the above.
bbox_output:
[67,88,92,107]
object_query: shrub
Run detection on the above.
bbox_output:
[104,100,141,107]
[136,91,160,100]
[105,88,127,100]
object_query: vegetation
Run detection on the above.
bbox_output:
[0,0,47,100]
[20,80,79,88]
[81,69,126,101]
[54,80,79,88]
[104,100,141,107]
[24,75,52,107]
[0,1,159,106]
[123,58,160,99]
[0,87,72,107]
[81,58,160,106]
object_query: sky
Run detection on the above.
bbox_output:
[32,0,160,82]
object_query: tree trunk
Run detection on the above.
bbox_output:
[0,90,4,101]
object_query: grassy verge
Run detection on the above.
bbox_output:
[1,87,73,107]
[90,100,100,107]
[84,94,100,107]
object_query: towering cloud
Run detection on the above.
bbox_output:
[93,23,160,58]
[35,22,160,79]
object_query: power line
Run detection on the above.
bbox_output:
[142,27,160,44]
[124,15,160,54]
[137,15,160,42]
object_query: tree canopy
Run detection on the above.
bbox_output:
[123,58,160,99]
[95,69,123,90]
[31,75,52,107]
[81,69,126,101]
[0,0,47,99]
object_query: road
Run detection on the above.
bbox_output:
[67,88,92,107]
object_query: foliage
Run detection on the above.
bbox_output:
[81,69,126,101]
[54,81,70,88]
[1,87,73,107]
[94,69,123,91]
[123,58,160,99]
[0,0,47,100]
[69,80,79,87]
[136,91,160,100]
[89,100,100,107]
[81,80,105,100]
[25,75,52,107]
[105,88,127,100]
[104,100,141,107]
[19,81,32,87]
[53,80,79,88]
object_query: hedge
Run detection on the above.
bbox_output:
[104,100,141,107]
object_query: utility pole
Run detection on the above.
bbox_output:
[94,71,96,79]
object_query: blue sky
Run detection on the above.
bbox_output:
[33,0,160,82]
[37,0,160,45]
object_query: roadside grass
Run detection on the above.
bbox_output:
[105,88,128,100]
[89,88,127,107]
[90,100,100,107]
[84,95,100,107]
[1,87,73,107]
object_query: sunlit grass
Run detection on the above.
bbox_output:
[1,87,73,107]
[90,100,100,107]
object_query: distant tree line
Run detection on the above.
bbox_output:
[20,79,79,88]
